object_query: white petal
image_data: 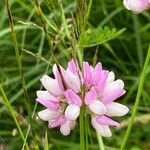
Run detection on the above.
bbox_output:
[65,104,80,120]
[65,71,80,93]
[60,120,76,136]
[40,75,61,96]
[102,79,124,96]
[92,119,112,137]
[106,102,129,117]
[38,109,60,121]
[36,90,58,102]
[106,71,115,83]
[89,100,106,115]
[123,0,130,10]
[60,123,71,136]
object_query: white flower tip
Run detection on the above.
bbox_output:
[38,109,50,121]
[89,100,106,115]
[40,75,48,82]
[106,71,115,83]
[60,124,70,136]
[106,102,129,117]
[65,104,80,120]
[92,119,112,137]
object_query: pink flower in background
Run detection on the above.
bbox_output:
[123,0,150,13]
[36,59,129,137]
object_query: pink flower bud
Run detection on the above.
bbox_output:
[123,0,150,13]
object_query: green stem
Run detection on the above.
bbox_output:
[85,114,89,150]
[80,105,85,150]
[97,132,105,150]
[120,45,150,150]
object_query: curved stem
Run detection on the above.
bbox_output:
[120,45,150,150]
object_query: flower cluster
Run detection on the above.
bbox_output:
[36,59,129,137]
[123,0,150,13]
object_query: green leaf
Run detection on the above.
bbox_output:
[83,27,126,47]
[44,131,49,150]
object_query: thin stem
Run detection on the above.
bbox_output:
[80,104,85,150]
[5,0,38,148]
[85,114,89,150]
[59,0,70,39]
[97,132,105,150]
[0,85,30,150]
[120,45,150,150]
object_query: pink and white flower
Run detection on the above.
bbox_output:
[36,59,129,137]
[123,0,150,13]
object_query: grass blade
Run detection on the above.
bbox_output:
[120,45,150,149]
[44,131,49,150]
[0,84,30,150]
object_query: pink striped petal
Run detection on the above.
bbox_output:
[48,115,66,128]
[96,70,109,93]
[101,89,126,104]
[95,115,119,126]
[102,79,124,97]
[40,75,61,96]
[53,64,65,91]
[89,100,106,115]
[67,59,78,75]
[36,98,59,110]
[36,90,59,102]
[85,87,97,105]
[105,102,129,117]
[64,70,81,93]
[83,62,92,86]
[92,62,102,84]
[65,89,82,107]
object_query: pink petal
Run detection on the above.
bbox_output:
[36,98,60,110]
[65,104,80,120]
[64,70,81,93]
[85,86,97,105]
[67,59,78,75]
[92,62,102,84]
[40,75,61,96]
[95,115,119,126]
[96,70,109,93]
[48,115,66,128]
[53,64,65,91]
[105,102,129,117]
[83,62,92,86]
[123,0,150,13]
[36,90,59,102]
[89,100,106,115]
[65,89,82,107]
[91,117,112,137]
[101,89,126,104]
[102,79,124,97]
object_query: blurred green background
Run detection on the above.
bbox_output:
[0,0,150,149]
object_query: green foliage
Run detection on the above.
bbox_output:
[83,27,125,47]
[0,0,150,149]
